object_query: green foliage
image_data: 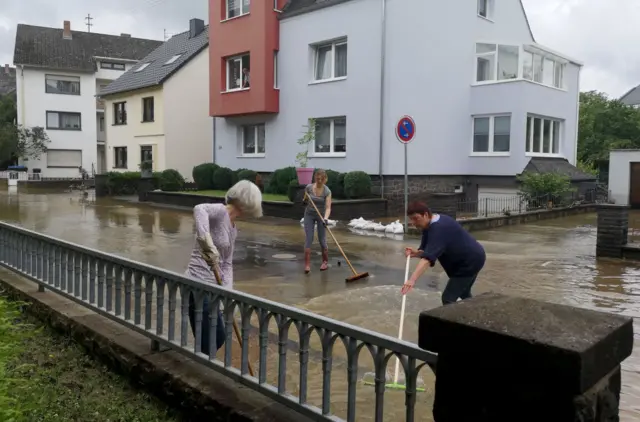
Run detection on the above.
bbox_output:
[192,163,219,190]
[212,166,234,190]
[313,168,344,198]
[139,160,153,171]
[237,169,258,183]
[578,91,640,166]
[0,95,16,125]
[105,171,160,195]
[295,118,315,168]
[287,179,299,202]
[159,169,185,192]
[266,166,297,195]
[343,171,372,199]
[517,172,574,201]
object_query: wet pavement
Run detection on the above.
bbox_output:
[2,188,640,421]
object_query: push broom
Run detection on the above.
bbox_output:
[305,191,369,282]
[363,255,425,391]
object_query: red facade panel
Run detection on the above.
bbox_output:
[209,0,280,117]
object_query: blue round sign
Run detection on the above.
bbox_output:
[396,116,416,144]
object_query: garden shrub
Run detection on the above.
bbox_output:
[343,171,372,199]
[266,166,297,195]
[213,166,234,190]
[312,168,344,198]
[192,163,219,190]
[237,169,258,183]
[159,169,185,192]
[105,171,160,195]
[517,172,574,203]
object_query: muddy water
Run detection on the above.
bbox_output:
[2,189,640,421]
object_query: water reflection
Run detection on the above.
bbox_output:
[159,212,181,234]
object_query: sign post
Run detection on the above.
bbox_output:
[395,116,416,232]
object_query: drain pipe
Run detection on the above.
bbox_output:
[377,0,387,198]
[212,117,217,164]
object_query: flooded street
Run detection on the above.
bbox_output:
[2,189,640,421]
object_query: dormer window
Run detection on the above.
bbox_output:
[135,63,150,72]
[164,55,181,65]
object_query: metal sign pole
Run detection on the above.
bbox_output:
[404,142,408,232]
[395,115,415,234]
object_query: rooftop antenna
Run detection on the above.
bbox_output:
[85,14,94,32]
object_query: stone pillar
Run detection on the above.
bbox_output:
[596,204,629,258]
[137,177,155,202]
[427,193,458,219]
[94,174,108,197]
[419,293,633,422]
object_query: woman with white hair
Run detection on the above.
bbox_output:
[186,180,263,355]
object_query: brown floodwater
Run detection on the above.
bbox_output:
[2,187,640,421]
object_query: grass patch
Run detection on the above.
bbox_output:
[0,295,180,422]
[185,190,290,202]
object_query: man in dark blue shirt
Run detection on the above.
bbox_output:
[402,201,486,305]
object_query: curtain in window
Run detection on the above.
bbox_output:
[242,0,250,14]
[315,46,332,80]
[61,113,80,129]
[315,120,331,152]
[333,118,346,152]
[229,59,241,89]
[47,112,59,128]
[334,44,347,78]
[227,0,240,17]
[243,126,255,154]
[257,124,265,153]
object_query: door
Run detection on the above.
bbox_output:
[140,145,153,168]
[630,162,640,208]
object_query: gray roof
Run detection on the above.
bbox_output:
[280,0,537,41]
[99,26,209,97]
[13,24,163,72]
[521,157,596,182]
[0,67,16,96]
[619,85,640,106]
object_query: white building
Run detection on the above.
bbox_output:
[608,150,640,207]
[13,21,162,177]
[210,0,591,204]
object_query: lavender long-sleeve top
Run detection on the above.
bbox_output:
[185,203,237,289]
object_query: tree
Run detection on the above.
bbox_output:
[0,124,50,166]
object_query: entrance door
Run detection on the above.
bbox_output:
[630,162,640,208]
[140,145,153,169]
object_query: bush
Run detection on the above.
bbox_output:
[192,163,219,190]
[343,171,372,199]
[159,169,185,192]
[517,172,574,203]
[105,171,160,195]
[287,179,299,203]
[312,168,345,198]
[237,169,258,183]
[213,166,234,190]
[266,166,297,195]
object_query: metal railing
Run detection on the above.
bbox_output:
[0,222,437,422]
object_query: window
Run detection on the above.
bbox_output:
[45,74,80,95]
[526,115,561,155]
[142,97,154,122]
[523,49,565,89]
[472,115,510,154]
[475,43,518,82]
[164,54,181,65]
[46,149,82,168]
[241,124,266,156]
[314,40,347,81]
[114,147,128,168]
[99,116,105,132]
[46,111,81,130]
[226,0,250,19]
[274,51,279,88]
[135,63,150,72]
[226,54,250,91]
[100,62,126,70]
[140,145,153,164]
[113,102,127,125]
[314,117,346,155]
[478,0,490,18]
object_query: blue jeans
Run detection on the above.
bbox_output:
[188,293,226,354]
[441,273,479,305]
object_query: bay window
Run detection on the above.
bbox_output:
[475,43,519,82]
[526,115,561,155]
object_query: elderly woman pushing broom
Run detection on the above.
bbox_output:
[185,180,263,355]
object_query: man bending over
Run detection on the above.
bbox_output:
[402,201,486,305]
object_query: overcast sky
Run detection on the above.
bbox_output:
[0,0,635,98]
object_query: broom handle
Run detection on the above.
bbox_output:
[393,255,411,384]
[304,191,359,276]
[210,263,255,377]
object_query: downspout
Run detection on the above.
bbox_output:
[377,0,387,198]
[19,65,25,126]
[573,65,581,167]
[212,117,217,164]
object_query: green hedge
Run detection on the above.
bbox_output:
[266,166,297,195]
[237,169,258,183]
[159,169,185,192]
[343,171,372,199]
[105,171,160,195]
[192,163,219,190]
[213,166,234,190]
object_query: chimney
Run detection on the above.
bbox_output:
[4,64,9,75]
[121,33,131,38]
[63,20,72,39]
[189,18,205,39]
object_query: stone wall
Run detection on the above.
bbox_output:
[596,205,629,258]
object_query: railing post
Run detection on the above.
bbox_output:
[418,293,633,422]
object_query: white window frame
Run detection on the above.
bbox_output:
[226,0,250,19]
[470,114,511,156]
[240,124,266,157]
[312,117,347,157]
[474,43,519,83]
[477,0,493,20]
[312,39,348,83]
[225,54,250,92]
[46,149,82,168]
[525,115,563,157]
